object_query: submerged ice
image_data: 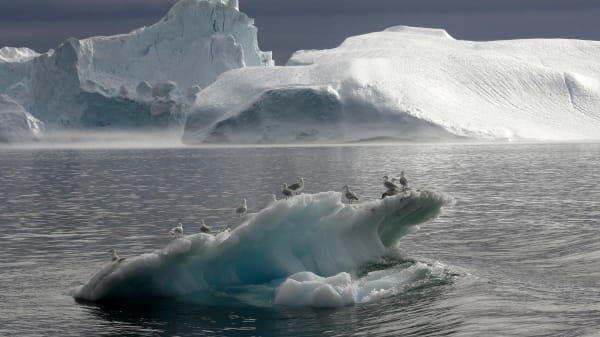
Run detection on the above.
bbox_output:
[72,190,450,303]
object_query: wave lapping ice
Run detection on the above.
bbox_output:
[275,261,445,308]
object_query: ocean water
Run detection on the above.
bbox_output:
[1,143,599,336]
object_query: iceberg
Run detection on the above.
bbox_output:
[72,190,450,302]
[0,95,44,142]
[0,0,272,137]
[183,26,600,143]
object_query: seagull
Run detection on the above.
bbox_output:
[109,248,126,263]
[383,175,399,191]
[235,199,247,217]
[343,185,359,204]
[271,194,278,202]
[282,183,293,199]
[398,171,408,191]
[200,219,211,233]
[287,177,304,195]
[170,222,183,236]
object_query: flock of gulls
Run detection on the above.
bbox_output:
[165,172,408,236]
[110,172,409,262]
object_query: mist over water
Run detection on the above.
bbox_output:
[1,143,599,336]
[2,130,187,149]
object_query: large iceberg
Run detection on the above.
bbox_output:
[0,0,272,140]
[183,26,600,143]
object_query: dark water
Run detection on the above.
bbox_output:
[1,143,599,336]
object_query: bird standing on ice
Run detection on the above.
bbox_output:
[282,184,293,199]
[200,219,211,233]
[109,249,126,262]
[343,185,359,204]
[170,222,183,236]
[398,171,408,191]
[383,175,399,191]
[287,177,304,195]
[235,199,247,217]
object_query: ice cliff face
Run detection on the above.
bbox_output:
[184,26,600,143]
[0,0,272,140]
[0,95,44,142]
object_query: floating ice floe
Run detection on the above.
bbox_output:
[72,190,450,302]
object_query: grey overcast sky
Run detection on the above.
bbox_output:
[1,0,600,64]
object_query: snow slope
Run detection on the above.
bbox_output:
[184,26,600,143]
[0,0,272,138]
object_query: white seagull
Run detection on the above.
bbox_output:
[343,185,359,204]
[287,177,304,195]
[282,183,293,199]
[200,219,211,233]
[235,199,247,217]
[109,248,126,263]
[170,222,184,236]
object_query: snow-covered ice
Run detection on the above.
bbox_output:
[0,47,39,63]
[184,26,600,143]
[2,0,599,144]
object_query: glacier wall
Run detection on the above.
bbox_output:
[0,0,272,140]
[184,26,600,143]
[72,190,450,302]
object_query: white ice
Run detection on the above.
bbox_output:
[72,190,450,301]
[274,261,442,308]
[0,0,272,139]
[184,26,600,143]
[0,95,44,142]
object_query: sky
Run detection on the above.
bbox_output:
[1,0,600,64]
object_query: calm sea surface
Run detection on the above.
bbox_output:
[1,143,599,336]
